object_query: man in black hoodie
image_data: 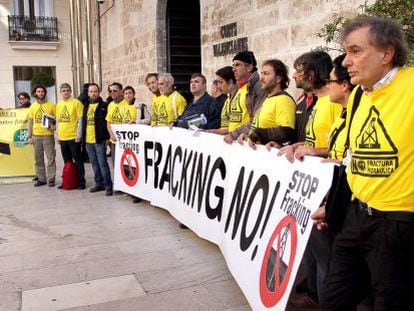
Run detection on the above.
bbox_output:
[82,83,112,196]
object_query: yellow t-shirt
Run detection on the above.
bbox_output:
[250,93,296,134]
[328,111,346,161]
[28,101,56,136]
[150,94,163,126]
[106,99,128,125]
[56,98,83,141]
[346,67,414,212]
[304,95,342,148]
[86,103,98,144]
[220,96,231,129]
[228,84,250,132]
[122,103,138,123]
[152,91,187,126]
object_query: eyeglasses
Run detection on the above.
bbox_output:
[109,89,119,93]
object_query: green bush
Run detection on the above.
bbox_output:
[316,0,414,65]
[30,72,55,88]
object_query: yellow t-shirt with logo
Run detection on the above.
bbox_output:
[150,94,163,126]
[106,99,129,125]
[250,93,296,134]
[122,103,138,123]
[220,96,231,129]
[153,91,187,126]
[228,84,250,132]
[56,98,83,141]
[86,103,98,144]
[304,95,342,148]
[328,111,346,161]
[346,68,414,212]
[28,101,56,136]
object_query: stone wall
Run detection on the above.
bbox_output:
[97,0,372,106]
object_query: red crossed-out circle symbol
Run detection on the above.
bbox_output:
[259,215,298,308]
[120,148,139,186]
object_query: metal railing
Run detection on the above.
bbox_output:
[8,15,58,42]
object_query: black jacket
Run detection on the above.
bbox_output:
[175,92,220,130]
[82,97,109,143]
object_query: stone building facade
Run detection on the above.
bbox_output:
[0,0,72,108]
[95,0,371,105]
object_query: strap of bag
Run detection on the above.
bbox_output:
[172,92,178,119]
[140,104,145,120]
[344,86,363,150]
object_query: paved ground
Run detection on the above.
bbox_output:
[0,154,255,311]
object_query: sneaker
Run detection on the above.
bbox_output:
[289,293,319,308]
[34,181,47,187]
[105,189,113,196]
[132,197,142,204]
[89,186,105,193]
[57,185,63,189]
[77,185,86,190]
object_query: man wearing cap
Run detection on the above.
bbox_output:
[224,50,266,143]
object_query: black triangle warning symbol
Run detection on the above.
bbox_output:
[304,108,316,146]
[354,106,397,155]
[35,106,45,123]
[60,105,70,122]
[112,107,123,123]
[124,110,132,122]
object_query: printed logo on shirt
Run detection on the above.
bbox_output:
[111,107,123,124]
[351,106,398,177]
[124,110,132,123]
[34,106,45,124]
[58,105,70,123]
[157,102,168,124]
[304,108,316,148]
[87,108,95,126]
[229,93,243,123]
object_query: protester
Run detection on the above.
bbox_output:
[223,50,266,143]
[83,83,112,196]
[106,82,127,166]
[55,83,86,190]
[207,66,237,135]
[145,73,163,126]
[317,16,414,311]
[27,84,56,187]
[152,73,186,126]
[16,92,31,108]
[123,86,151,125]
[210,79,227,109]
[240,59,296,147]
[173,73,220,130]
[276,51,342,308]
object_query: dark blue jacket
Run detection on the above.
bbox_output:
[175,92,220,130]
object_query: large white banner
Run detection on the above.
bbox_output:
[113,124,334,310]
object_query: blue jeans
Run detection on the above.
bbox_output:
[85,142,112,190]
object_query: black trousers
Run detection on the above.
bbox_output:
[320,200,414,311]
[60,140,86,187]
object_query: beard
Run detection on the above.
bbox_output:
[262,79,278,94]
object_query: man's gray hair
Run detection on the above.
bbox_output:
[59,83,72,91]
[158,73,174,85]
[340,16,409,67]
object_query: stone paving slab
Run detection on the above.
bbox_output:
[21,275,146,311]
